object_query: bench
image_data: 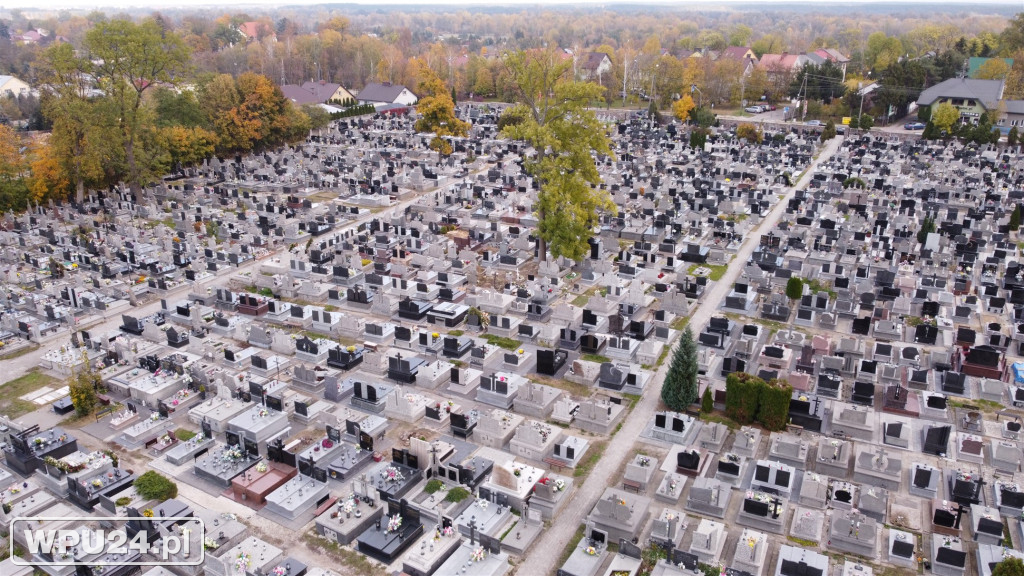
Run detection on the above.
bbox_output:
[97,394,111,406]
[313,496,338,518]
[622,479,642,493]
[543,457,565,472]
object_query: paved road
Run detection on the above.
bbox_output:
[518,136,843,576]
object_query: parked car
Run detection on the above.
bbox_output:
[806,120,823,126]
[765,104,777,111]
[744,106,762,113]
[904,122,926,130]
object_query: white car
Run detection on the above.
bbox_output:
[744,106,763,113]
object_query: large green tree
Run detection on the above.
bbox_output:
[500,47,615,262]
[663,326,698,411]
[930,102,961,135]
[992,557,1024,576]
[85,18,191,196]
[414,63,470,156]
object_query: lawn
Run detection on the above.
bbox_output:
[574,440,608,479]
[481,334,522,350]
[687,263,729,282]
[0,370,60,419]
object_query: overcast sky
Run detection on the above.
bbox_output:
[12,0,1024,9]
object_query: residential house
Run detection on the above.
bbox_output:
[356,82,418,107]
[237,21,276,43]
[280,81,355,106]
[718,46,759,76]
[805,48,851,81]
[19,28,48,44]
[916,78,1004,125]
[579,52,613,82]
[0,76,32,98]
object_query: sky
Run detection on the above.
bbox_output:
[11,0,1024,9]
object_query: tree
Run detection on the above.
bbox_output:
[858,114,874,130]
[672,94,696,123]
[917,216,936,245]
[976,58,1011,80]
[1010,205,1021,232]
[992,557,1024,576]
[700,386,714,414]
[85,18,191,196]
[500,48,615,262]
[736,123,762,144]
[663,326,698,411]
[414,64,470,156]
[689,127,709,149]
[786,277,804,302]
[931,102,961,135]
[820,120,837,141]
[1010,126,1020,146]
[68,355,102,417]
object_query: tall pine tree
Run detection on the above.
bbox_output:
[663,326,699,410]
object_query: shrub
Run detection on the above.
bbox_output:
[736,123,763,144]
[445,487,471,503]
[115,496,132,507]
[133,471,178,501]
[424,479,444,494]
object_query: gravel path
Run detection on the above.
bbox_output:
[517,136,843,575]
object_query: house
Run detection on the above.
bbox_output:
[916,78,1005,125]
[19,28,48,44]
[237,21,275,43]
[718,46,759,76]
[356,82,418,107]
[0,76,32,98]
[759,53,807,73]
[805,48,851,81]
[578,52,613,82]
[280,81,355,106]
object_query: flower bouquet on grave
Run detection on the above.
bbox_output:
[322,439,334,449]
[142,509,154,518]
[234,552,251,573]
[272,566,286,576]
[477,498,489,511]
[34,438,44,447]
[9,484,21,494]
[257,408,269,418]
[256,462,268,473]
[223,446,244,463]
[442,526,454,537]
[386,514,402,534]
[513,467,522,477]
[151,413,160,422]
[470,547,486,562]
[555,479,566,492]
[585,546,598,556]
[193,433,204,443]
[204,538,219,551]
[383,466,404,483]
[342,498,355,515]
[638,456,651,467]
[92,479,103,488]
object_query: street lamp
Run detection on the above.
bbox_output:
[690,84,704,109]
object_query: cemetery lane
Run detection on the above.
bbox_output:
[517,135,843,576]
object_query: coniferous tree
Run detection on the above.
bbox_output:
[663,326,698,410]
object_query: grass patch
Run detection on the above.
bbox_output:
[447,330,464,337]
[947,397,1005,414]
[574,440,608,479]
[787,535,819,547]
[803,278,837,299]
[571,293,591,307]
[175,428,196,442]
[301,529,387,576]
[687,263,728,282]
[445,487,471,503]
[581,353,611,364]
[0,342,40,361]
[557,525,586,568]
[718,213,750,223]
[0,370,59,419]
[499,520,518,541]
[482,334,521,350]
[530,374,593,399]
[700,411,742,430]
[670,316,689,331]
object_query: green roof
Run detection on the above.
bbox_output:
[968,57,1013,78]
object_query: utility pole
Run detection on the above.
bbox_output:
[858,81,865,127]
[799,74,808,122]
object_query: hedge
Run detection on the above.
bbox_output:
[133,470,178,501]
[757,378,794,431]
[724,372,763,424]
[725,372,793,431]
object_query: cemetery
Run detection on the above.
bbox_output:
[4,93,1024,576]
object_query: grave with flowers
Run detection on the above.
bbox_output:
[205,536,282,576]
[356,498,425,563]
[685,477,732,519]
[313,491,382,546]
[400,520,463,576]
[558,525,608,576]
[736,491,788,535]
[829,509,879,557]
[193,443,261,488]
[530,474,573,520]
[586,488,651,544]
[930,533,967,576]
[226,404,289,454]
[731,528,769,576]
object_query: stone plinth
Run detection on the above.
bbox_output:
[731,528,769,576]
[654,473,686,505]
[930,534,967,576]
[857,486,889,523]
[696,422,729,452]
[732,427,761,458]
[586,488,651,543]
[814,437,852,479]
[887,529,917,568]
[852,447,902,491]
[799,472,829,509]
[829,510,878,557]
[789,507,825,544]
[715,453,747,488]
[830,480,857,511]
[736,492,787,535]
[230,461,296,507]
[314,495,382,546]
[766,433,808,469]
[689,518,727,564]
[908,464,939,499]
[193,444,260,488]
[750,460,796,499]
[685,477,731,519]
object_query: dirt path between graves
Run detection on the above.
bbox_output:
[516,137,844,576]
